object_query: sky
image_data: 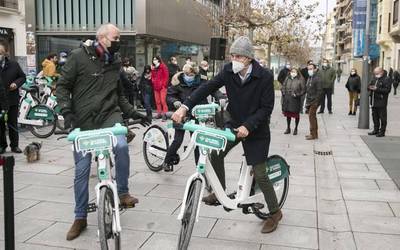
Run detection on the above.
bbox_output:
[300,0,336,18]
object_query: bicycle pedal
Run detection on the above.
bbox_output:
[87,202,97,213]
[120,203,136,209]
[252,203,265,210]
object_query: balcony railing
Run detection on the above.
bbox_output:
[0,0,18,10]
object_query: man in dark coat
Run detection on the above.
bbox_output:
[0,40,26,154]
[172,36,281,234]
[393,70,400,95]
[57,24,150,241]
[167,56,180,84]
[0,75,8,128]
[305,64,323,140]
[317,59,336,114]
[368,67,392,137]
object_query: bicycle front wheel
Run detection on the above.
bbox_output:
[177,179,202,250]
[28,105,57,138]
[98,187,121,250]
[143,125,169,172]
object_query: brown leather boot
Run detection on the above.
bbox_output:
[305,135,317,140]
[66,219,87,241]
[201,193,220,206]
[119,193,139,208]
[261,209,283,233]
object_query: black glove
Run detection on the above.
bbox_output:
[131,111,151,127]
[63,112,76,130]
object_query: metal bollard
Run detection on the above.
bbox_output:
[1,156,15,250]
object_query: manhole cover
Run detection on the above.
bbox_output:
[313,150,333,156]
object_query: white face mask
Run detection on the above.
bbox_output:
[308,70,314,77]
[232,61,245,74]
[290,72,297,78]
[351,71,356,75]
[375,74,381,79]
[322,63,328,67]
[153,60,160,67]
[202,66,208,71]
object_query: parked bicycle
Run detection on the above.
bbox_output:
[174,120,290,250]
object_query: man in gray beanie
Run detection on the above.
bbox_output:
[172,36,281,233]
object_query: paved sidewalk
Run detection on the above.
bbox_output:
[1,77,400,249]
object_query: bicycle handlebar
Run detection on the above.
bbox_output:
[67,123,128,141]
[171,121,236,142]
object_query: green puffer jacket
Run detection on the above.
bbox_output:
[57,42,137,130]
[317,66,336,89]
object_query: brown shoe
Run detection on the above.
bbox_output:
[119,193,139,208]
[305,135,317,140]
[261,209,282,233]
[66,219,87,241]
[202,193,220,206]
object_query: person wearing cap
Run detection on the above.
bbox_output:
[172,36,281,233]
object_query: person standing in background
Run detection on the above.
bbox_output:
[317,59,336,114]
[151,56,169,121]
[167,56,180,84]
[345,68,361,115]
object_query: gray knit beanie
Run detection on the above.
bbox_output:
[229,36,254,59]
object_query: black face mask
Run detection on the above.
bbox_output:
[108,41,120,54]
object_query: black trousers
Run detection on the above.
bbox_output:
[319,88,333,112]
[164,128,200,165]
[0,105,19,148]
[372,107,387,133]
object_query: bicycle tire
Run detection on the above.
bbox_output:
[28,105,57,138]
[177,179,202,250]
[98,187,121,250]
[143,125,169,172]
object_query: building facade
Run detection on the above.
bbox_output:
[377,0,395,70]
[0,0,27,71]
[323,12,336,63]
[25,0,218,73]
[335,0,354,74]
[389,0,400,70]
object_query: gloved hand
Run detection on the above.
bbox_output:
[173,101,182,109]
[131,111,151,127]
[63,112,76,130]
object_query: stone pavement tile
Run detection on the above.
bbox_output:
[284,196,316,211]
[287,184,316,198]
[367,163,386,171]
[128,181,158,196]
[132,172,188,186]
[140,233,261,250]
[26,222,152,250]
[289,165,315,177]
[317,188,343,201]
[318,213,351,232]
[340,178,379,190]
[349,214,400,234]
[316,178,341,189]
[354,232,400,250]
[289,176,315,186]
[0,198,40,216]
[376,180,399,190]
[335,163,369,171]
[13,243,75,250]
[346,200,394,217]
[14,185,75,204]
[261,245,308,250]
[343,189,400,202]
[338,170,391,180]
[209,219,318,249]
[316,169,338,179]
[389,203,400,216]
[146,184,185,199]
[332,150,361,157]
[0,182,30,194]
[133,195,181,214]
[14,162,72,175]
[14,172,73,188]
[0,215,54,242]
[120,210,216,237]
[334,156,380,164]
[317,200,347,215]
[318,230,356,250]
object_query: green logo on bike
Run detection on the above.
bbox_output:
[78,135,112,151]
[195,132,225,150]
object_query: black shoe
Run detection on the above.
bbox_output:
[348,111,352,115]
[352,111,356,116]
[162,162,173,172]
[376,132,385,137]
[0,147,5,154]
[368,130,378,136]
[329,111,333,114]
[202,193,220,206]
[284,128,290,134]
[293,128,298,135]
[11,147,22,153]
[317,111,324,114]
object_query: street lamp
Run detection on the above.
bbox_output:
[358,0,371,129]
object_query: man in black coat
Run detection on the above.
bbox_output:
[0,75,8,130]
[0,40,26,154]
[172,36,281,233]
[393,69,399,95]
[305,64,323,140]
[167,56,180,84]
[368,67,392,137]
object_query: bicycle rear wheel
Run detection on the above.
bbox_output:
[143,125,169,171]
[177,179,202,250]
[28,105,57,138]
[98,187,121,250]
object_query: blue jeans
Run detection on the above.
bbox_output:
[143,93,152,115]
[73,135,130,219]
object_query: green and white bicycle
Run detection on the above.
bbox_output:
[175,120,290,250]
[67,124,128,250]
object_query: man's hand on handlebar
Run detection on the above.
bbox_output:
[234,126,249,138]
[172,106,187,124]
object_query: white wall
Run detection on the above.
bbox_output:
[0,0,26,57]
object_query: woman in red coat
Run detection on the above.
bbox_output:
[151,56,169,120]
